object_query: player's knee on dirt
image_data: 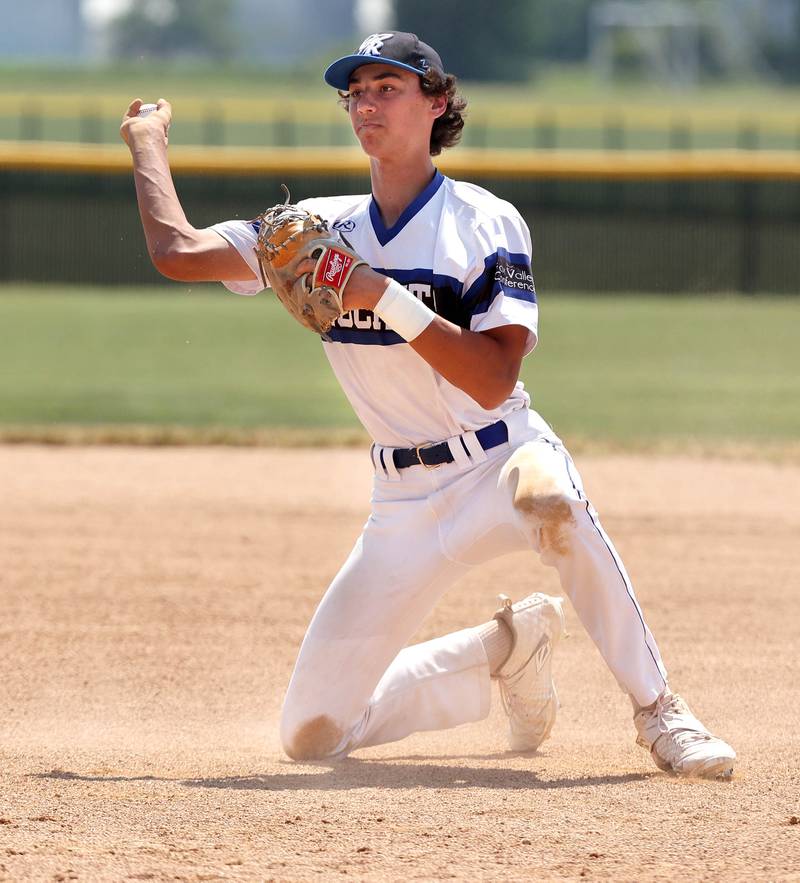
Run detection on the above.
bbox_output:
[281,713,346,762]
[503,444,578,557]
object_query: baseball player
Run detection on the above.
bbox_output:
[120,32,736,778]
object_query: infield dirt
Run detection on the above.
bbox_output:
[1,446,798,881]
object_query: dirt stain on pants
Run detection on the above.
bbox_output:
[505,445,576,557]
[285,714,344,761]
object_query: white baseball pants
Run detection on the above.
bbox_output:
[279,407,668,761]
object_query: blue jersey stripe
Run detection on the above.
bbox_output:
[324,266,465,345]
[326,326,405,345]
[470,282,537,317]
[371,266,464,295]
[323,250,534,345]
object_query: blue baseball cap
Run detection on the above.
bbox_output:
[324,32,444,91]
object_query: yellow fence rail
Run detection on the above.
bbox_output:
[2,92,799,134]
[2,140,800,180]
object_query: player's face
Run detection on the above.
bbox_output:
[345,64,444,159]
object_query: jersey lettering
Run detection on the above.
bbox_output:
[332,281,439,339]
[337,309,385,331]
[353,309,380,330]
[495,254,535,294]
[408,282,436,312]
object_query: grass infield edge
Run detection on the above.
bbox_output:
[2,424,798,464]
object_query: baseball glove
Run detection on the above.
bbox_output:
[253,189,366,335]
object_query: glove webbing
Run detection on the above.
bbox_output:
[254,207,329,287]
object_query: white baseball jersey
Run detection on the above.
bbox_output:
[211,171,539,447]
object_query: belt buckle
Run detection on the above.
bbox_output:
[415,442,443,470]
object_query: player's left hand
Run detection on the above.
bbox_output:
[254,196,367,335]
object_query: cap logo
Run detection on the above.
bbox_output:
[357,33,394,57]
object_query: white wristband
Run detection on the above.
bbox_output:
[373,279,435,342]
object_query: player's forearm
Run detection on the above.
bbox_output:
[346,271,522,409]
[409,320,522,409]
[128,135,198,271]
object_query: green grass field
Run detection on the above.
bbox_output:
[1,285,797,453]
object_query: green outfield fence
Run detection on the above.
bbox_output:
[1,143,799,294]
[2,93,800,151]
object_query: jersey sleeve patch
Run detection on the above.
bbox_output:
[463,248,536,318]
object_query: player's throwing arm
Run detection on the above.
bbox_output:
[120,99,256,284]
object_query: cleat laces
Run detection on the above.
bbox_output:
[634,690,735,777]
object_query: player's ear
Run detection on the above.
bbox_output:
[429,93,447,119]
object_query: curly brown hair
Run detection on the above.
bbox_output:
[338,69,467,156]
[420,70,467,156]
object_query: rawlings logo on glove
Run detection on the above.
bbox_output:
[317,249,354,288]
[253,188,367,336]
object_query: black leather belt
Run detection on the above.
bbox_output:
[392,420,509,470]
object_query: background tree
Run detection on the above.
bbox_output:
[111,0,236,61]
[761,0,800,83]
[394,0,536,81]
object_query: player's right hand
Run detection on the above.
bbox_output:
[120,98,172,147]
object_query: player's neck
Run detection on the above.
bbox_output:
[369,156,438,228]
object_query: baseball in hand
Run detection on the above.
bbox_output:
[137,103,158,117]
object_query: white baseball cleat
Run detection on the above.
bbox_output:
[634,691,736,779]
[492,592,566,752]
